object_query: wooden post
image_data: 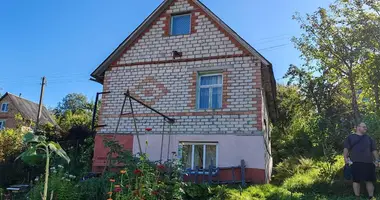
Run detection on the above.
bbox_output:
[208,165,212,184]
[36,76,46,131]
[241,160,246,187]
[195,167,199,184]
[232,166,236,184]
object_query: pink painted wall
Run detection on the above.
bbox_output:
[132,134,266,169]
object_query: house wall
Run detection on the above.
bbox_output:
[0,95,17,129]
[93,0,271,183]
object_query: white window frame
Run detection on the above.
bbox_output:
[179,142,219,171]
[197,73,223,109]
[1,103,8,112]
[0,120,5,130]
[170,13,192,36]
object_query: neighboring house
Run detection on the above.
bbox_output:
[90,0,277,184]
[0,92,56,130]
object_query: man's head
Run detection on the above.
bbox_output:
[356,122,368,134]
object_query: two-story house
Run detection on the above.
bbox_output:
[90,0,277,183]
[0,92,56,130]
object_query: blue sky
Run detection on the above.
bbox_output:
[0,0,332,107]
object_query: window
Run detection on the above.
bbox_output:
[0,120,5,130]
[1,103,8,112]
[179,143,218,171]
[198,74,223,109]
[171,14,191,35]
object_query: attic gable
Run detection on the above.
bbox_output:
[112,0,250,67]
[91,0,271,82]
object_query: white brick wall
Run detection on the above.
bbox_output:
[98,0,264,135]
[116,0,244,65]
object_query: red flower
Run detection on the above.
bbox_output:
[151,191,159,196]
[109,179,115,182]
[114,187,122,193]
[145,127,152,131]
[157,164,165,170]
[134,169,142,176]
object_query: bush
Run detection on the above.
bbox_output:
[28,166,79,200]
[227,184,302,200]
[77,177,108,200]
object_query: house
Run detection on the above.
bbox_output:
[90,0,277,184]
[0,92,56,130]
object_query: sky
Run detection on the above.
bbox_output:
[0,0,333,108]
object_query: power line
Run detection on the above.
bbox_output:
[258,43,291,51]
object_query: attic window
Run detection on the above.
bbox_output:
[1,103,8,112]
[171,14,191,35]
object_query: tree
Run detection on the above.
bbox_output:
[292,0,374,124]
[17,132,70,200]
[55,93,93,116]
[54,93,95,132]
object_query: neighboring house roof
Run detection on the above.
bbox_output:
[0,92,56,126]
[90,0,277,121]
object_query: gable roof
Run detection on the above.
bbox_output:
[0,92,56,126]
[90,0,272,83]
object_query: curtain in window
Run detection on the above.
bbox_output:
[172,15,191,35]
[205,145,216,169]
[200,75,222,86]
[212,87,222,108]
[199,88,209,109]
[182,145,192,170]
[194,145,204,169]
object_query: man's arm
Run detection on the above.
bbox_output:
[343,148,350,164]
[373,150,379,161]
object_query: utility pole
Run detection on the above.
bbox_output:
[36,76,46,131]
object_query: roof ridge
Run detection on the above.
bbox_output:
[7,92,41,107]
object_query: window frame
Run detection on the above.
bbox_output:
[197,73,223,110]
[1,103,9,112]
[0,120,5,130]
[170,13,192,36]
[179,142,219,172]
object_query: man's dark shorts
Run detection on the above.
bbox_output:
[352,162,376,183]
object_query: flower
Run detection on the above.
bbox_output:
[134,169,142,176]
[107,192,113,195]
[114,187,122,193]
[109,179,115,182]
[114,185,120,188]
[157,164,165,170]
[145,127,152,131]
[57,165,64,169]
[120,170,126,174]
[107,199,113,200]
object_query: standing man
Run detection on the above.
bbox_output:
[344,122,379,199]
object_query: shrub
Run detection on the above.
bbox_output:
[28,167,79,200]
[227,184,302,200]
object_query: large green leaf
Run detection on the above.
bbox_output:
[23,132,46,143]
[48,142,70,163]
[16,145,45,166]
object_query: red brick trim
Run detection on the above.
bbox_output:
[222,70,230,108]
[102,111,255,118]
[111,54,250,67]
[187,71,197,108]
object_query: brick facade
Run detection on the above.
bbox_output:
[93,0,274,183]
[0,95,17,129]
